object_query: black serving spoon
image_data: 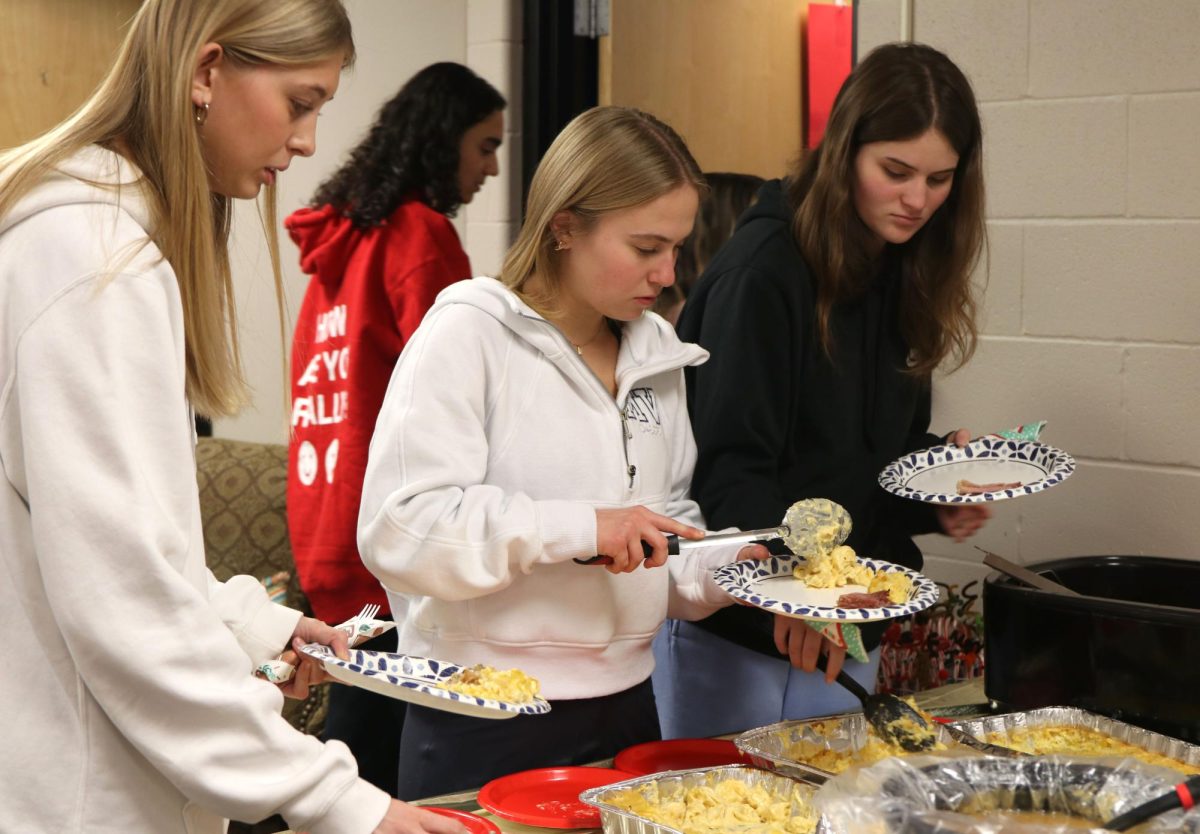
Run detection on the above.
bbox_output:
[1104,774,1200,831]
[815,654,937,753]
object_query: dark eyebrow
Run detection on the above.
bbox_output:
[630,233,674,243]
[885,156,956,176]
[483,136,502,149]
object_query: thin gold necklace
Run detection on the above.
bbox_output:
[567,318,608,355]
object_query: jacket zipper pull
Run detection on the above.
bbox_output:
[620,412,635,487]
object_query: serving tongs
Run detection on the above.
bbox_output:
[575,497,852,566]
[1104,774,1200,830]
[574,525,787,565]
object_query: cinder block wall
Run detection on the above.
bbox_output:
[858,0,1200,585]
[463,0,522,276]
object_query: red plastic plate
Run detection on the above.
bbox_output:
[614,738,751,776]
[425,807,502,834]
[477,766,632,828]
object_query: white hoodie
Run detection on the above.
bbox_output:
[0,147,388,833]
[359,276,743,699]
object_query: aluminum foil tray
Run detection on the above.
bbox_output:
[733,711,967,784]
[579,764,828,834]
[948,706,1200,773]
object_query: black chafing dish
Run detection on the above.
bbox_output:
[983,555,1200,743]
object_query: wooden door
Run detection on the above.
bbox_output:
[1,0,141,149]
[599,0,809,180]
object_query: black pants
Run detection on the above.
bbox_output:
[322,629,407,795]
[395,677,661,800]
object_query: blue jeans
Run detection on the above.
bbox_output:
[651,618,882,739]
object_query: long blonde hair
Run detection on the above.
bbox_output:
[0,0,354,417]
[500,106,706,313]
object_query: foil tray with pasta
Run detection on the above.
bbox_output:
[579,764,827,834]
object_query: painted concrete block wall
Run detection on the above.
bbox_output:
[857,0,1200,587]
[463,0,523,277]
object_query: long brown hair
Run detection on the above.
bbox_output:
[500,106,706,314]
[0,0,354,417]
[672,172,764,295]
[787,42,985,375]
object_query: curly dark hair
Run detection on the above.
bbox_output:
[310,62,505,227]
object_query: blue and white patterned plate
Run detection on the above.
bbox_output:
[713,555,940,623]
[878,437,1075,505]
[298,645,551,720]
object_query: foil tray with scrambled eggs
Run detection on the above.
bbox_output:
[947,707,1200,777]
[734,711,966,783]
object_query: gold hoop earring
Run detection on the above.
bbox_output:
[194,102,209,126]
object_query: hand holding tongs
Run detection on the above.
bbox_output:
[574,497,851,566]
[573,525,788,565]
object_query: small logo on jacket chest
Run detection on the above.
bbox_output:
[624,387,662,435]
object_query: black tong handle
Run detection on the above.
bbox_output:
[1105,774,1200,831]
[574,536,680,565]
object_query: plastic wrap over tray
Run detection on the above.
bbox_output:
[734,712,968,783]
[579,764,827,834]
[815,753,1200,833]
[948,707,1200,774]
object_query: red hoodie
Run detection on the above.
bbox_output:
[286,200,470,623]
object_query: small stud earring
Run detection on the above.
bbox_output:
[194,102,209,126]
[554,239,566,252]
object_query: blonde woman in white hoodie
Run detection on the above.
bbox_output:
[0,2,466,833]
[359,106,773,799]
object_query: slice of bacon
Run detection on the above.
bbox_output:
[956,478,1022,495]
[837,590,892,608]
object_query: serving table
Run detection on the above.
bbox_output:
[275,681,988,834]
[394,680,990,834]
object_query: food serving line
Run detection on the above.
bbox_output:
[403,681,987,828]
[276,431,1200,833]
[395,691,1200,834]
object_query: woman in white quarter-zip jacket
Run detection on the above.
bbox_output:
[0,2,466,833]
[358,106,771,799]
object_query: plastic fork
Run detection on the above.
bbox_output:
[342,603,380,644]
[355,603,381,623]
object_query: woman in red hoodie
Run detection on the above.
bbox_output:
[286,61,505,795]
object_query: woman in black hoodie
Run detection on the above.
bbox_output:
[655,42,991,738]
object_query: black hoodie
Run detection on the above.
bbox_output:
[677,179,942,654]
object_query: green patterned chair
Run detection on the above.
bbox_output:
[195,437,329,737]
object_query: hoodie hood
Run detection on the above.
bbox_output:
[285,204,362,288]
[431,276,708,391]
[737,177,791,231]
[0,145,151,238]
